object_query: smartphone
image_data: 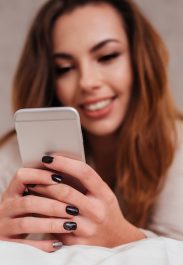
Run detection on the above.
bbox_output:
[14,107,85,168]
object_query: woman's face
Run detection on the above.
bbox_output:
[52,3,133,136]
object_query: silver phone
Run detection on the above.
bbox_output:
[14,107,85,168]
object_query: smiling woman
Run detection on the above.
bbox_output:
[53,4,132,136]
[0,0,183,253]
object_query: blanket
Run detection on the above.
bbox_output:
[0,237,183,264]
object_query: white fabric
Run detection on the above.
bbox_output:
[0,237,183,264]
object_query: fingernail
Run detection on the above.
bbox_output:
[66,205,79,216]
[51,174,63,183]
[42,155,54,164]
[23,188,30,196]
[52,241,63,249]
[63,222,77,231]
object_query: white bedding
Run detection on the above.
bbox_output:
[0,237,183,265]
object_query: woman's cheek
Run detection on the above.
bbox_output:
[56,79,77,106]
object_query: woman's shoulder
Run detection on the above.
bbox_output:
[147,120,183,239]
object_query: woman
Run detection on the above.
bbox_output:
[0,0,183,252]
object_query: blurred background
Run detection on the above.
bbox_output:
[0,0,183,137]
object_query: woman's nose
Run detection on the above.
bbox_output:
[78,63,101,92]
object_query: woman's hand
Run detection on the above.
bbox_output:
[29,155,145,247]
[0,167,81,252]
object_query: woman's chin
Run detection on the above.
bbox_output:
[82,122,121,137]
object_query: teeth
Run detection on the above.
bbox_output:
[83,99,112,111]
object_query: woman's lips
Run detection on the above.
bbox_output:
[79,96,117,119]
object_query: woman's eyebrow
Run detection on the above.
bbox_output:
[90,39,120,53]
[52,39,120,60]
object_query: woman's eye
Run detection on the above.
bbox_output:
[98,52,120,63]
[54,65,73,77]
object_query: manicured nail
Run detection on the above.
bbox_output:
[52,241,63,249]
[66,205,79,216]
[23,188,30,196]
[42,155,54,164]
[63,222,77,231]
[51,174,63,183]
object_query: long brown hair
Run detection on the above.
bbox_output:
[2,0,182,227]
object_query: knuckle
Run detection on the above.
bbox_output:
[105,191,117,206]
[61,185,72,200]
[17,218,28,232]
[100,184,117,206]
[84,225,96,237]
[22,196,33,212]
[94,211,106,224]
[48,220,60,234]
[81,165,93,180]
[93,206,106,224]
[89,199,106,224]
[16,168,25,179]
[14,168,27,185]
[50,202,60,217]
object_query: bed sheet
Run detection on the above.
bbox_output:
[0,237,183,265]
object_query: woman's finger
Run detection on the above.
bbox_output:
[0,238,63,253]
[4,168,62,198]
[29,184,99,220]
[4,195,78,219]
[42,155,110,197]
[5,217,77,235]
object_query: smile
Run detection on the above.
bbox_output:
[83,98,112,111]
[79,96,117,119]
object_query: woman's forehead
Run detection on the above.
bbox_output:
[52,3,128,53]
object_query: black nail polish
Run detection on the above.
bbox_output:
[23,188,30,196]
[51,174,63,183]
[42,155,54,164]
[63,222,77,231]
[66,205,79,216]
